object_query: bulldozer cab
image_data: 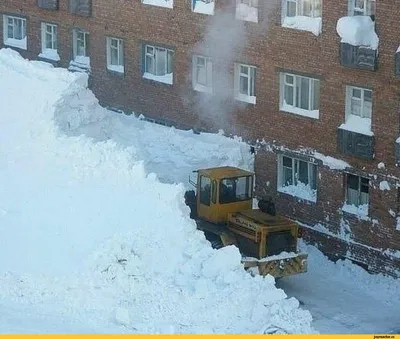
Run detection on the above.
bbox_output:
[195,166,254,224]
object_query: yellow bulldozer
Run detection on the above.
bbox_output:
[184,166,308,278]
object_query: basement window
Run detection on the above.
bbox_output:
[277,155,317,202]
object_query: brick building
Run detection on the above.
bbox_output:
[1,0,399,276]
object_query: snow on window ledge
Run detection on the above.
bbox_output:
[339,115,373,136]
[107,65,124,74]
[336,16,379,50]
[142,0,173,8]
[38,49,60,62]
[5,37,27,50]
[282,16,322,36]
[278,183,317,203]
[193,1,214,15]
[280,102,319,119]
[235,93,256,105]
[69,56,91,73]
[342,203,369,220]
[194,83,213,94]
[236,3,258,23]
[143,72,173,85]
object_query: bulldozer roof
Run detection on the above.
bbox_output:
[197,166,254,179]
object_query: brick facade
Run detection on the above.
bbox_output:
[1,0,399,275]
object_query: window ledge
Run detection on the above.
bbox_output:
[282,16,322,36]
[143,72,173,85]
[280,103,319,119]
[339,115,373,136]
[107,65,124,74]
[39,50,60,62]
[142,0,173,8]
[236,93,256,105]
[4,38,27,50]
[278,186,317,203]
[194,83,213,94]
[342,203,370,221]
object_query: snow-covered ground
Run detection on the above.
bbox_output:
[0,49,313,334]
[0,48,399,334]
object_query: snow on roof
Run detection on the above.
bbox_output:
[336,16,379,50]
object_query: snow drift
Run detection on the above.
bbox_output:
[0,48,315,333]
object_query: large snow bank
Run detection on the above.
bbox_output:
[0,49,315,334]
[336,16,379,50]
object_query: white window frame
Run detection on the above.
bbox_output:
[73,29,89,59]
[345,86,372,119]
[106,37,124,73]
[192,0,215,15]
[348,0,375,16]
[41,22,57,52]
[277,155,317,202]
[234,63,256,104]
[236,0,259,23]
[192,55,213,93]
[143,44,174,85]
[283,0,322,18]
[280,72,320,119]
[3,15,27,50]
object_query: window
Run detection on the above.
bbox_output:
[40,23,59,61]
[236,0,258,23]
[345,174,369,208]
[349,0,375,16]
[38,0,59,10]
[278,155,317,202]
[143,45,174,85]
[234,63,256,104]
[219,176,252,204]
[142,0,173,9]
[2,15,27,50]
[192,55,212,93]
[192,0,214,15]
[106,37,124,73]
[280,73,320,118]
[69,0,92,16]
[282,0,322,35]
[342,86,372,135]
[72,29,90,66]
[200,176,211,206]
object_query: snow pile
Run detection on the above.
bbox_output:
[282,16,322,36]
[278,183,316,203]
[339,114,373,136]
[379,181,390,191]
[142,0,173,8]
[39,49,60,62]
[336,16,379,50]
[342,203,369,219]
[0,49,315,334]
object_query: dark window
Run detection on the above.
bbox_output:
[346,174,369,206]
[219,176,252,204]
[340,43,376,71]
[337,128,374,159]
[38,0,59,9]
[200,176,211,206]
[69,0,92,16]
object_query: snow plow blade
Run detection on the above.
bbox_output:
[242,252,308,278]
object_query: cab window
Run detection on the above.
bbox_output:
[200,176,211,206]
[219,175,252,204]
